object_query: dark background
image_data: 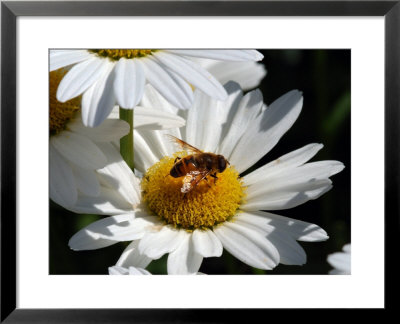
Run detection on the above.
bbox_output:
[50,49,351,275]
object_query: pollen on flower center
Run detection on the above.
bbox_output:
[49,70,81,135]
[141,153,246,230]
[89,49,156,60]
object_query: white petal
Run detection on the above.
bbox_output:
[71,164,100,197]
[243,143,324,186]
[68,118,130,142]
[343,244,351,253]
[154,52,227,101]
[56,57,109,102]
[215,81,244,146]
[241,183,333,211]
[50,50,92,71]
[70,187,134,215]
[108,105,120,119]
[116,240,153,269]
[108,266,129,275]
[96,143,141,206]
[140,57,193,110]
[50,131,107,170]
[213,222,280,270]
[133,130,160,173]
[134,106,185,130]
[218,87,263,159]
[184,90,225,152]
[167,232,203,274]
[330,269,348,275]
[242,160,344,210]
[81,62,116,127]
[246,161,343,199]
[139,226,186,259]
[49,144,77,207]
[128,267,151,275]
[327,252,351,273]
[192,229,223,257]
[68,213,145,251]
[230,90,303,173]
[263,233,306,266]
[113,58,145,109]
[242,211,329,242]
[203,60,267,90]
[166,50,263,61]
[140,84,180,115]
[235,213,307,265]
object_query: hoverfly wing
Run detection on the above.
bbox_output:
[181,170,211,194]
[165,135,203,154]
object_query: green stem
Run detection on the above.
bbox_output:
[119,107,134,170]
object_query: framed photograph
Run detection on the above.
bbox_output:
[1,0,396,321]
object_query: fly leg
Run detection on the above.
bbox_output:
[210,172,218,184]
[204,177,212,188]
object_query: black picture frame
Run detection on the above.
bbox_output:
[1,0,397,321]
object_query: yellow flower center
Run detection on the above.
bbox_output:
[49,69,81,135]
[88,49,156,60]
[141,153,246,230]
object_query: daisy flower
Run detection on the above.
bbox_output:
[68,82,344,274]
[327,244,351,275]
[49,69,185,208]
[49,49,263,127]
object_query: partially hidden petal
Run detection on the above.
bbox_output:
[116,240,153,269]
[68,213,143,251]
[96,143,141,206]
[50,131,107,170]
[49,144,77,207]
[70,164,100,197]
[69,187,134,215]
[68,118,130,142]
[138,226,186,259]
[134,106,185,130]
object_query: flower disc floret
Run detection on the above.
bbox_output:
[49,70,80,135]
[141,153,246,230]
[89,49,156,60]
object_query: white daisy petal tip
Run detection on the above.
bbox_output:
[298,226,329,242]
[333,161,345,174]
[253,50,264,61]
[327,243,351,275]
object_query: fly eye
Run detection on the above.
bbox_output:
[218,156,227,172]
